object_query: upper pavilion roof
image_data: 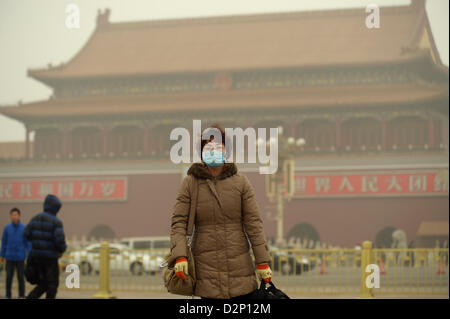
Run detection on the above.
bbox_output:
[1,0,448,123]
[28,0,447,81]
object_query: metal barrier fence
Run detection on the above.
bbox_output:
[1,241,448,298]
[58,244,169,295]
[264,243,448,296]
[372,247,449,295]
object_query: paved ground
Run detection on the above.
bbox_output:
[1,267,448,299]
[30,266,448,291]
[1,288,447,299]
[57,290,449,299]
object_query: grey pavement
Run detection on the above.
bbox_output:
[55,290,448,299]
[1,287,447,299]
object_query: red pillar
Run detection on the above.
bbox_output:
[335,118,341,151]
[381,118,387,151]
[290,121,296,137]
[25,126,30,160]
[143,125,149,156]
[442,118,449,150]
[149,127,155,157]
[62,127,69,159]
[158,132,162,156]
[102,127,109,157]
[428,116,434,149]
[34,132,39,159]
[118,132,123,156]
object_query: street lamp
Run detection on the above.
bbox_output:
[261,126,305,248]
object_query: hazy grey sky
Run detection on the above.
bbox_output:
[0,0,448,142]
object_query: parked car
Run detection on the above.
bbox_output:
[120,236,169,266]
[69,243,163,276]
[268,247,315,275]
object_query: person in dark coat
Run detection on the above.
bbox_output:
[24,194,66,299]
[0,207,31,299]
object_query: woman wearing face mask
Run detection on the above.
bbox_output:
[169,124,273,299]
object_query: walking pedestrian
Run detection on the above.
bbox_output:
[25,194,66,299]
[0,207,31,299]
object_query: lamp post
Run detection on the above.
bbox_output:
[259,126,305,248]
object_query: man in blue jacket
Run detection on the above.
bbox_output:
[0,207,31,299]
[25,194,66,299]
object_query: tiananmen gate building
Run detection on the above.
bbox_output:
[0,0,448,248]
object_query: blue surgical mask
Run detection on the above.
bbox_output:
[202,150,225,167]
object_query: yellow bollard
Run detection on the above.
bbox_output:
[93,242,116,299]
[358,241,374,299]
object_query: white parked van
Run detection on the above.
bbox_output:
[120,236,170,251]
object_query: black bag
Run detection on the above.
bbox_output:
[250,279,290,299]
[24,255,39,285]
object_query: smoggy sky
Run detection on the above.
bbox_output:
[0,0,448,142]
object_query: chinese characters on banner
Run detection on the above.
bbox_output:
[0,177,127,202]
[294,171,449,198]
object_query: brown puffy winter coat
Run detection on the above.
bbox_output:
[169,162,271,299]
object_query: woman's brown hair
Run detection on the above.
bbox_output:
[200,123,232,160]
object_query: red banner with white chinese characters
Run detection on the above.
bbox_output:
[293,170,448,198]
[0,176,127,202]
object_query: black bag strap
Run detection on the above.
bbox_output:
[162,176,198,268]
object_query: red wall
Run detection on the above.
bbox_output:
[0,171,448,247]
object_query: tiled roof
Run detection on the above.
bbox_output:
[0,82,448,120]
[28,0,445,79]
